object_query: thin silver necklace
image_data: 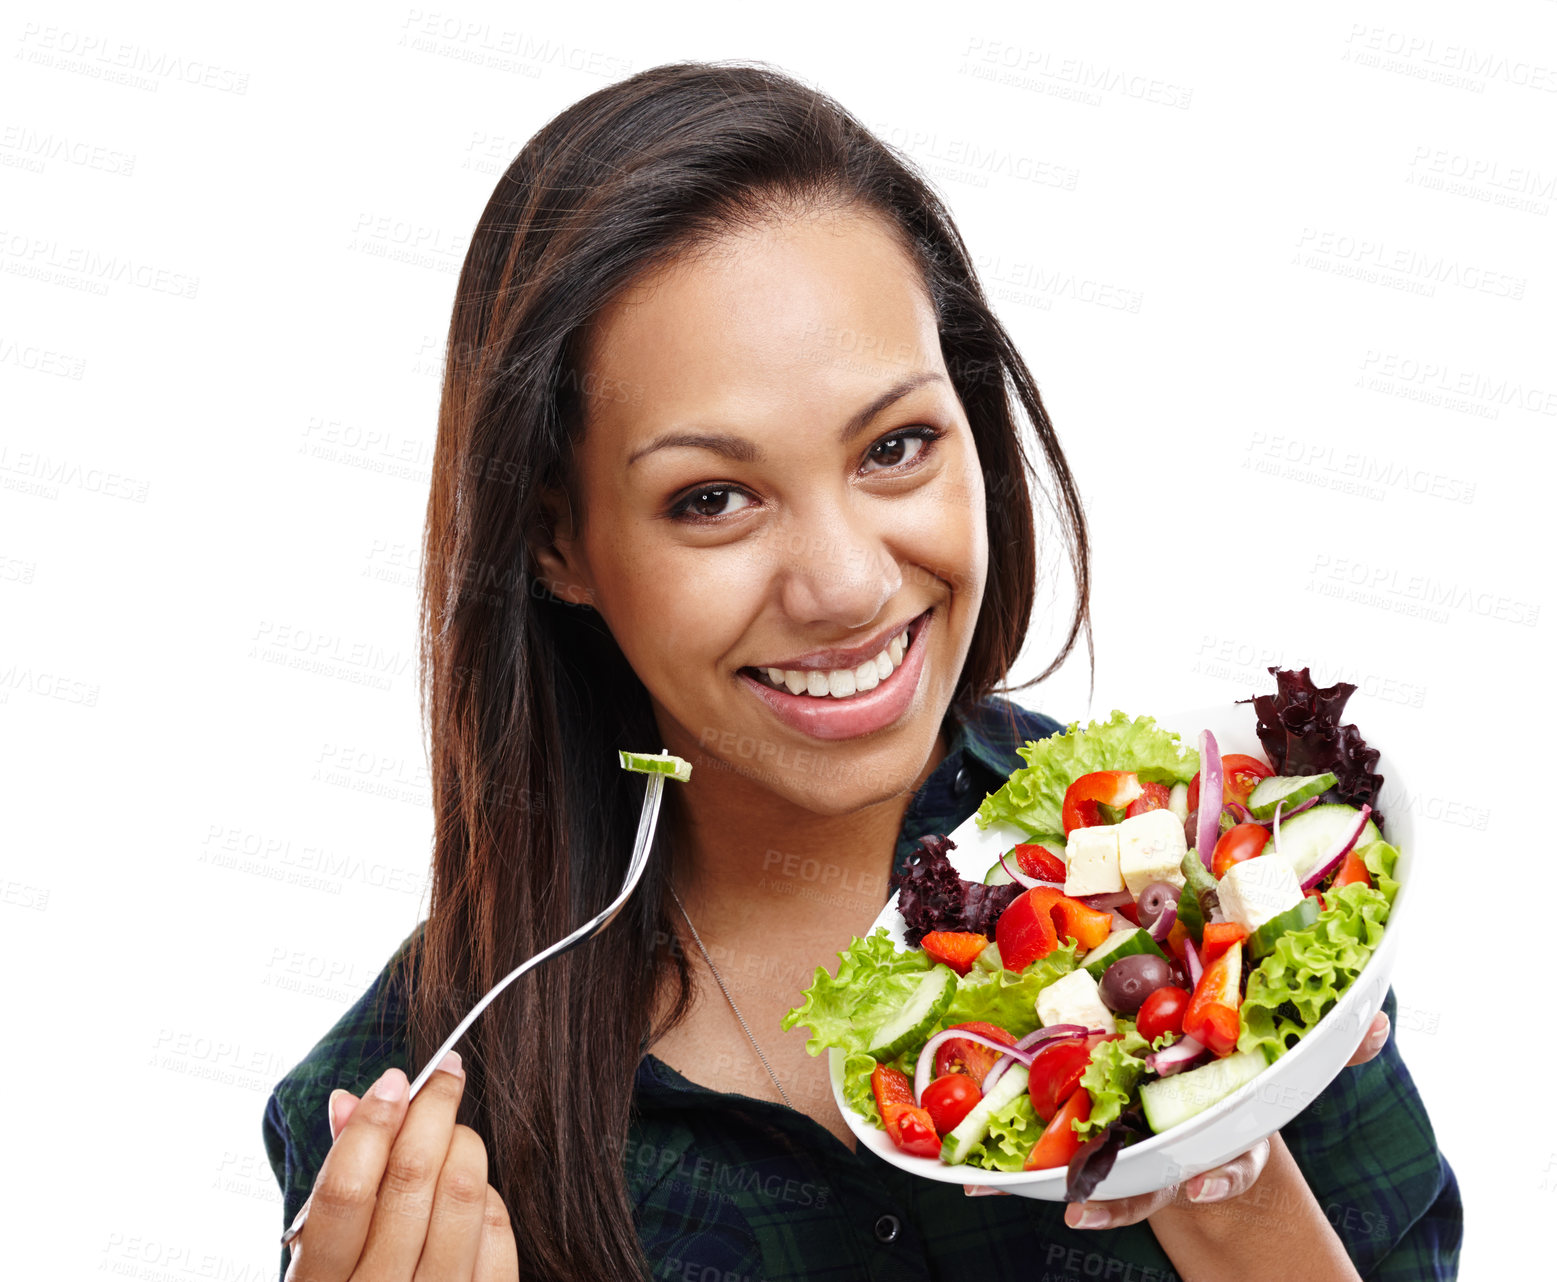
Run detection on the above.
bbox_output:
[668,884,794,1110]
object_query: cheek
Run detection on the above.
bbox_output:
[902,454,988,601]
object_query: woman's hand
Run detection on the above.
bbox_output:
[283,1051,520,1281]
[961,1009,1392,1226]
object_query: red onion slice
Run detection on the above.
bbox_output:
[1185,937,1204,988]
[1080,890,1135,909]
[1298,804,1373,893]
[914,1028,1036,1105]
[1146,1034,1208,1077]
[983,1023,1101,1092]
[1147,899,1178,943]
[1196,730,1223,871]
[1225,800,1255,824]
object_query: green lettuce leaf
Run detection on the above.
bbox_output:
[1075,1019,1150,1140]
[1358,840,1400,906]
[781,928,931,1056]
[841,1051,881,1128]
[930,941,1081,1040]
[975,711,1200,842]
[1237,882,1392,1062]
[963,1090,1044,1172]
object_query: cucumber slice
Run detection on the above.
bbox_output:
[941,1063,1031,1165]
[1168,782,1190,822]
[1140,1049,1266,1134]
[1082,927,1168,980]
[863,965,958,1060]
[1247,772,1337,821]
[1260,804,1381,885]
[1246,896,1320,960]
[617,749,692,783]
[984,859,1014,886]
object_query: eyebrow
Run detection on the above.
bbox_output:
[625,370,949,468]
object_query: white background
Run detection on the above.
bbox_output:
[4,2,1551,1278]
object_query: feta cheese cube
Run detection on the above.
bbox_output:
[1117,808,1188,897]
[1063,824,1124,897]
[1035,968,1118,1034]
[1217,856,1304,933]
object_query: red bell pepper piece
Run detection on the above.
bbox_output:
[1199,922,1249,968]
[1062,770,1145,834]
[870,1063,941,1158]
[920,930,990,977]
[996,887,1115,970]
[1183,939,1243,1057]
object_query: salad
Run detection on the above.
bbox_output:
[781,668,1403,1200]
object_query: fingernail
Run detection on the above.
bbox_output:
[327,1089,346,1140]
[1067,1203,1110,1229]
[371,1067,407,1101]
[436,1050,464,1079]
[963,1184,999,1197]
[1191,1175,1230,1202]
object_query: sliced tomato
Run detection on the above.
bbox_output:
[1211,823,1270,878]
[1027,1032,1109,1123]
[933,1021,1018,1087]
[1024,1088,1092,1170]
[920,930,989,976]
[1124,781,1172,818]
[1014,843,1066,882]
[1189,754,1275,811]
[1062,771,1145,834]
[921,1073,982,1135]
[1135,985,1189,1043]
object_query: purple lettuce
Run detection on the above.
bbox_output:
[890,834,1021,948]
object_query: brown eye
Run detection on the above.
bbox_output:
[673,486,752,521]
[862,426,942,474]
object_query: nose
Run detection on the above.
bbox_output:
[774,503,903,632]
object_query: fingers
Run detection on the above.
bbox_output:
[411,1124,489,1281]
[354,1051,468,1278]
[962,1183,1009,1197]
[292,1066,413,1280]
[1345,1012,1390,1066]
[471,1186,521,1282]
[1064,1137,1272,1230]
[328,1089,359,1142]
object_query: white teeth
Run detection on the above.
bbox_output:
[751,620,918,699]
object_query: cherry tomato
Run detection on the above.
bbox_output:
[1023,1088,1091,1170]
[1189,754,1274,811]
[1124,781,1172,818]
[1014,843,1066,882]
[1027,1032,1108,1123]
[1211,822,1270,878]
[1062,771,1144,834]
[921,1073,983,1135]
[1135,986,1189,1043]
[932,1021,1017,1087]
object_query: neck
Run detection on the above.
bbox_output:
[666,717,954,942]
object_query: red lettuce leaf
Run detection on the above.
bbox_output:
[890,834,1021,948]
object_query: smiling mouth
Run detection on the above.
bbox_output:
[739,609,928,699]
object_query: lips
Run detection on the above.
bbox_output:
[735,606,935,742]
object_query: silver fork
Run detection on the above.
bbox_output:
[281,762,675,1250]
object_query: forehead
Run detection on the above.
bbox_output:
[577,205,943,447]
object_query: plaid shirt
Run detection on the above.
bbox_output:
[264,697,1461,1281]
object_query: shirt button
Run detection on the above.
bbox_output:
[873,1213,900,1244]
[952,765,971,798]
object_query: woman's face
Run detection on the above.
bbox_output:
[544,204,988,816]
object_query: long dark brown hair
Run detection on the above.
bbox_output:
[398,59,1091,1281]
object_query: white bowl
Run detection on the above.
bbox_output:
[828,701,1412,1199]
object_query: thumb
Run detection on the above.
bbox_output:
[328,1088,360,1142]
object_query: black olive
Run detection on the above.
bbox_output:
[1135,880,1182,930]
[1099,954,1175,1015]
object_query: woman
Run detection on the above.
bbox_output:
[263,61,1461,1281]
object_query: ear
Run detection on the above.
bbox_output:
[527,484,597,609]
